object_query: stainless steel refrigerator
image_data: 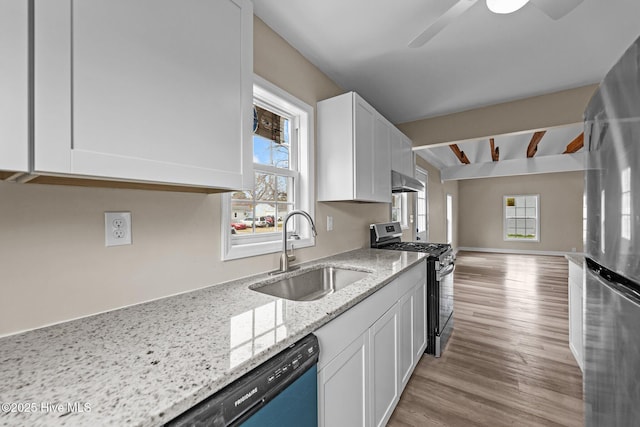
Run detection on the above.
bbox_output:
[583,35,640,426]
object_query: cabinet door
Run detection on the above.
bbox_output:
[0,0,29,173]
[318,332,369,427]
[33,0,253,189]
[390,129,403,173]
[373,116,391,203]
[413,280,427,359]
[401,136,415,177]
[568,262,584,370]
[398,292,414,389]
[369,305,399,427]
[354,96,376,201]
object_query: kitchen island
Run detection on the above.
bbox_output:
[0,248,425,426]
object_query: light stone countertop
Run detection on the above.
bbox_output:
[0,248,425,427]
[565,253,586,266]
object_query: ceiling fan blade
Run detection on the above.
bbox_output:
[408,0,478,48]
[530,0,584,20]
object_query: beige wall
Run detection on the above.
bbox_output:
[398,85,597,147]
[0,17,391,336]
[457,171,584,252]
[401,80,593,256]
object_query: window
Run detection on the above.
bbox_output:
[392,193,408,229]
[415,168,428,241]
[446,193,453,244]
[222,76,314,260]
[504,195,539,242]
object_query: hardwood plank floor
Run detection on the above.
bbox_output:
[388,251,583,427]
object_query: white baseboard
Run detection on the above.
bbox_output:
[457,246,572,257]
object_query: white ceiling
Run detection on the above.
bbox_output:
[253,0,640,124]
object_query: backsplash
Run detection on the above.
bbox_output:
[0,181,390,336]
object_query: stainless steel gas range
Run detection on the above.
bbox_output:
[370,222,455,357]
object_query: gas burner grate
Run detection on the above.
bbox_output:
[379,241,451,256]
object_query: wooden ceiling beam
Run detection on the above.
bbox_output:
[489,138,499,162]
[449,144,470,164]
[563,132,584,154]
[526,131,546,158]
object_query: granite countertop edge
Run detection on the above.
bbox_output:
[0,247,426,427]
[565,253,586,265]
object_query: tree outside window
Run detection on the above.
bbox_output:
[230,106,297,235]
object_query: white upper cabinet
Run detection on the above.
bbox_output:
[372,115,392,199]
[401,135,416,178]
[390,130,403,173]
[317,92,391,203]
[391,128,415,178]
[32,0,253,189]
[0,0,29,173]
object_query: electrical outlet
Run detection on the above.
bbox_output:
[105,212,132,247]
[327,215,333,231]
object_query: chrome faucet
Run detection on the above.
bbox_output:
[276,210,318,273]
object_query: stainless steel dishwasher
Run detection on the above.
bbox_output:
[166,334,319,426]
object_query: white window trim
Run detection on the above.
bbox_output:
[392,193,409,229]
[221,75,315,260]
[503,194,540,243]
[446,193,453,245]
[415,167,428,241]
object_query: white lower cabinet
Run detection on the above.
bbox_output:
[568,258,584,371]
[398,274,427,390]
[398,292,414,388]
[412,281,427,363]
[318,332,369,427]
[370,305,399,427]
[315,261,427,427]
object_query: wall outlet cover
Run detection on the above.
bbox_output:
[327,215,333,231]
[105,212,132,247]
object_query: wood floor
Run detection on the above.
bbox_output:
[388,251,584,427]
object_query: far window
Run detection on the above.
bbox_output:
[446,194,453,244]
[415,168,428,241]
[392,193,408,229]
[504,195,539,242]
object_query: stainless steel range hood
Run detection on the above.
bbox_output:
[391,170,424,193]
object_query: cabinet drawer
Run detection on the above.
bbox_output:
[315,278,398,370]
[397,261,425,297]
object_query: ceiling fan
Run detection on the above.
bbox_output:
[409,0,584,48]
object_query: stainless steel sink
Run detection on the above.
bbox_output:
[250,266,370,301]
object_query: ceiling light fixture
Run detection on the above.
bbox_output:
[486,0,530,14]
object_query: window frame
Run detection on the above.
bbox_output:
[503,194,540,243]
[446,193,453,245]
[221,75,315,260]
[415,167,428,241]
[392,193,408,229]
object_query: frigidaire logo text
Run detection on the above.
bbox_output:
[235,387,258,407]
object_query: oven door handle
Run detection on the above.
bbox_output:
[437,263,455,280]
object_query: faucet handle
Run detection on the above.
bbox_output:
[289,244,296,262]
